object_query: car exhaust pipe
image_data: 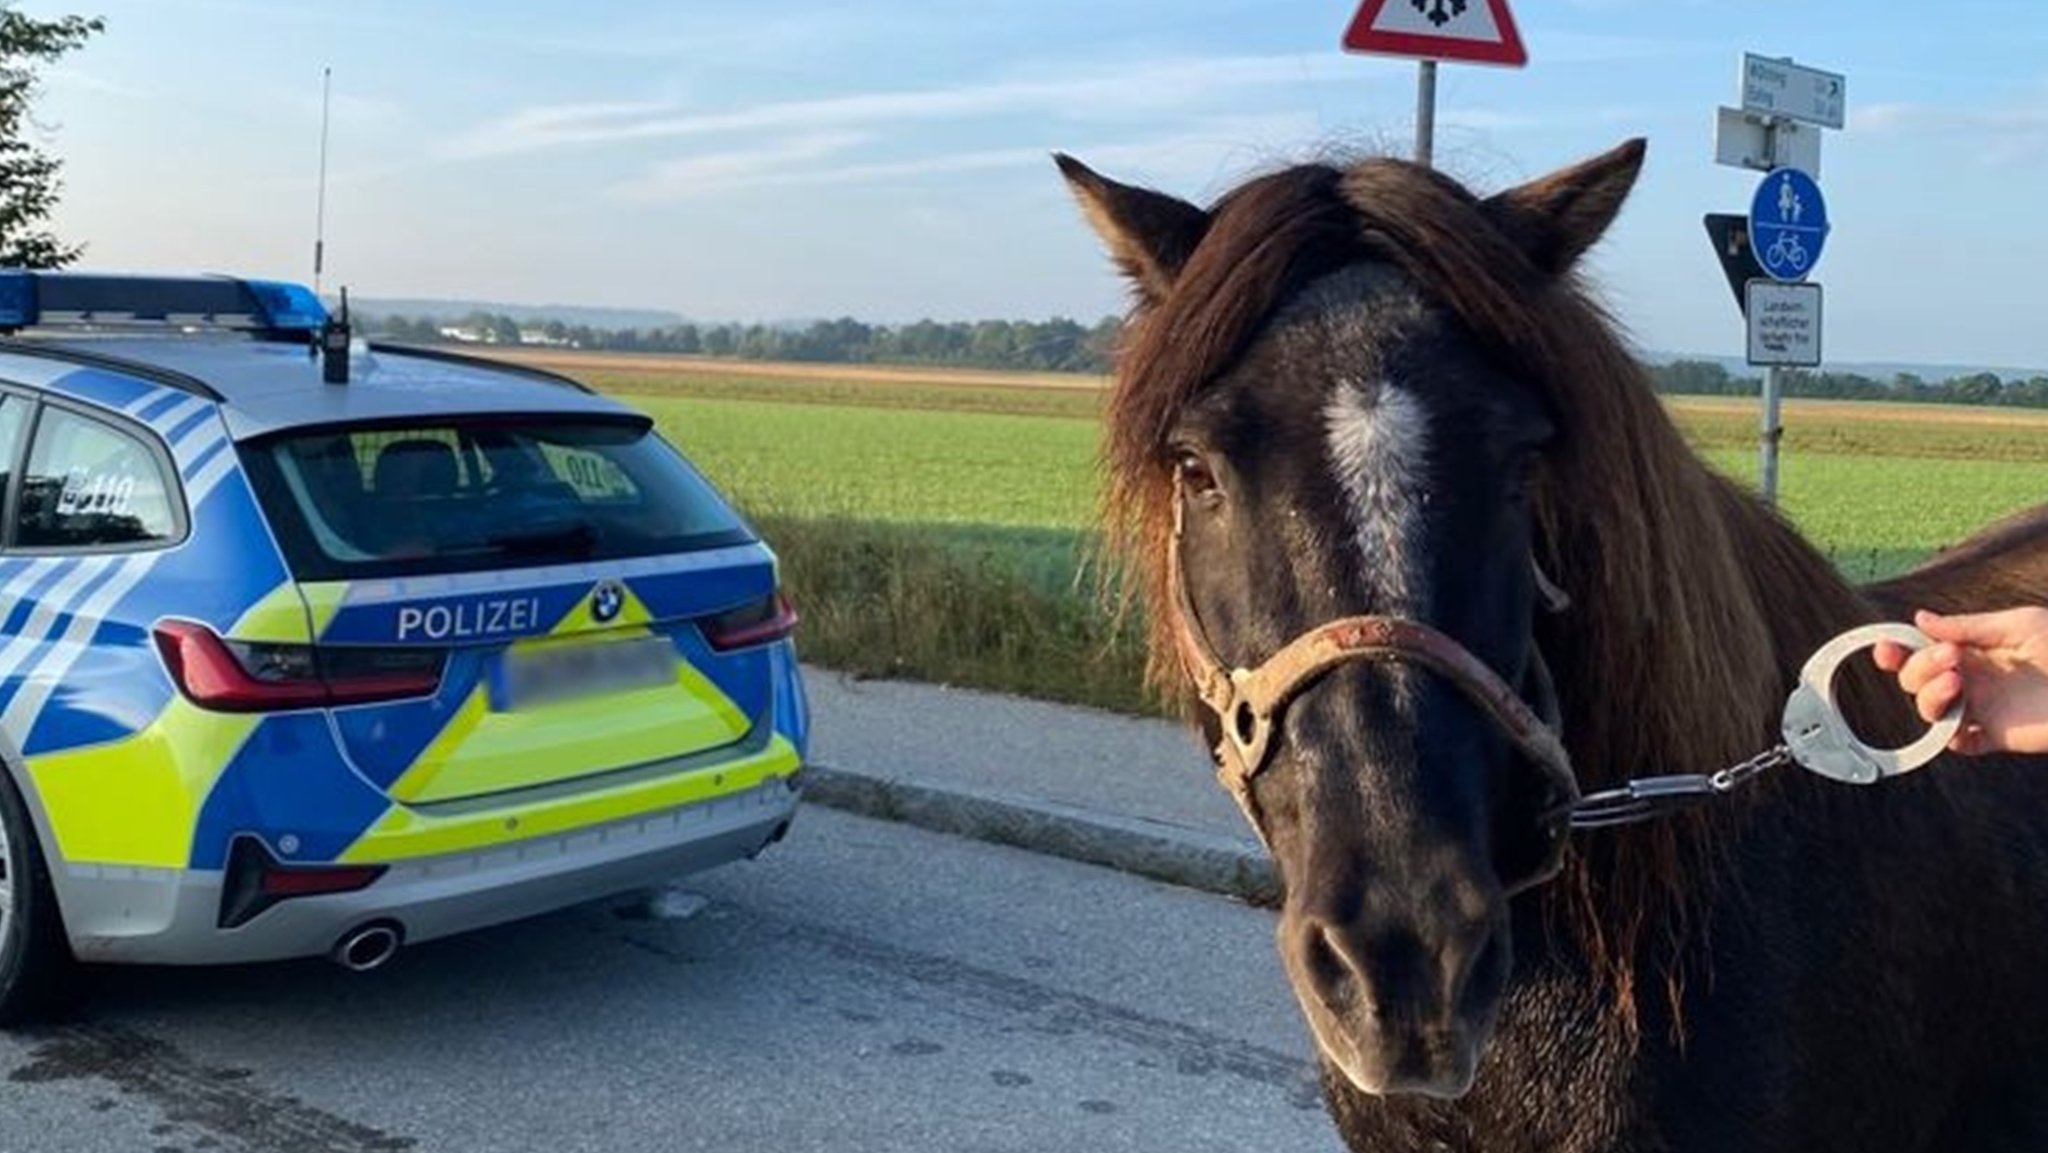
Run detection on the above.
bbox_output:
[332,922,403,972]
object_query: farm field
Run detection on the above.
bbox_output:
[480,349,2048,712]
[492,350,2048,567]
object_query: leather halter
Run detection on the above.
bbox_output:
[1165,483,1581,846]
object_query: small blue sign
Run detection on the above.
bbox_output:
[1749,167,1828,282]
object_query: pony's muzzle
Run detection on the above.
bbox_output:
[1279,908,1501,1099]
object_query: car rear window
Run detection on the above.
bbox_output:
[239,418,754,580]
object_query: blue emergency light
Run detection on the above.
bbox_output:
[0,271,329,339]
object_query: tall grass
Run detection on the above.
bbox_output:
[754,512,1155,716]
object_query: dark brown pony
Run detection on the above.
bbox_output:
[1059,139,2048,1151]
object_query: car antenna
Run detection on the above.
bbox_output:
[313,65,331,298]
[322,286,352,385]
[309,64,352,385]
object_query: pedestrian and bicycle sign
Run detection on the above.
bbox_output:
[1749,166,1828,282]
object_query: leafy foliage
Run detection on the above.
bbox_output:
[1649,357,2048,409]
[366,310,1125,374]
[0,6,103,269]
[363,310,2048,406]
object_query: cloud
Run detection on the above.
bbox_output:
[1530,30,1717,63]
[1850,102,1921,133]
[618,145,1054,201]
[1852,96,2048,167]
[43,66,146,100]
[611,132,874,201]
[297,90,408,132]
[1435,108,1543,131]
[449,54,1361,160]
[607,111,1330,203]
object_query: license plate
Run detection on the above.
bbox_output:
[492,636,678,711]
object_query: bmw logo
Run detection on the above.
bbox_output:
[591,581,625,623]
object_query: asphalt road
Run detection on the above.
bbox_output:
[0,807,1344,1153]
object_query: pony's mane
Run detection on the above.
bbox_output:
[1099,153,1901,1032]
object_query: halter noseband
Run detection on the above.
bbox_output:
[1165,482,1580,846]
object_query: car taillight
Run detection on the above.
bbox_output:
[701,590,799,651]
[154,621,444,712]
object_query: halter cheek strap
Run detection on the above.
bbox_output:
[1165,483,1580,847]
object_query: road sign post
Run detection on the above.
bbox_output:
[1709,54,1845,506]
[1342,0,1527,169]
[1760,365,1786,501]
[1416,60,1437,166]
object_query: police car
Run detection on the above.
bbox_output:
[0,272,809,1019]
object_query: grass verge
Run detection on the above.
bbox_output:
[756,512,1154,716]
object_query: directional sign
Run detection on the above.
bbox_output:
[1714,106,1820,177]
[1746,280,1822,367]
[1342,0,1528,67]
[1741,54,1846,130]
[1749,167,1828,282]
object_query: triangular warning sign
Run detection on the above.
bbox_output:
[1342,0,1528,68]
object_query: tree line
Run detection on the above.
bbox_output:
[1648,358,2048,409]
[364,312,1127,375]
[363,311,2048,409]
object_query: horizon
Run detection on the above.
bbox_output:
[25,0,2048,369]
[350,296,2048,382]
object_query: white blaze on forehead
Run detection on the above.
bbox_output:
[1323,378,1429,613]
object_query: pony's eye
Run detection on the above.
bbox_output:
[1176,452,1219,498]
[1508,452,1541,501]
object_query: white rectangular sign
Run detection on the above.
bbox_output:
[1714,106,1821,176]
[1741,54,1846,130]
[1746,280,1823,367]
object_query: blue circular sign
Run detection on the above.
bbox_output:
[1749,167,1828,282]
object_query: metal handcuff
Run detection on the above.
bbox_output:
[1570,623,1967,828]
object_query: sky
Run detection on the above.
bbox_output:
[21,0,2048,369]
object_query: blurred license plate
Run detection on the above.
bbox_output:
[494,636,677,711]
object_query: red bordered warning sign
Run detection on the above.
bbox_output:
[1341,0,1528,68]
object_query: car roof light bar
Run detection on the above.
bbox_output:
[0,270,329,341]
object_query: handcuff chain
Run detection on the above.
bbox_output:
[1707,745,1797,793]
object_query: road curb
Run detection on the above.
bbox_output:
[801,763,1280,907]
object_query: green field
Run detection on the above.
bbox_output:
[514,354,2048,713]
[624,387,2048,583]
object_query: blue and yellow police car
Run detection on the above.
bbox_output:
[0,272,808,1019]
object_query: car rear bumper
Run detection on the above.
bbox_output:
[57,772,801,966]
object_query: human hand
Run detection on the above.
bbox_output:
[1873,607,2048,756]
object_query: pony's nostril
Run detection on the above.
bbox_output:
[1302,923,1368,1012]
[1232,701,1259,747]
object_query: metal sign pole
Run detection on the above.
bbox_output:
[1760,364,1783,504]
[1712,53,1845,509]
[1757,115,1781,507]
[1415,60,1437,167]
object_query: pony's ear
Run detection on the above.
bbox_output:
[1054,153,1209,304]
[1481,138,1646,276]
